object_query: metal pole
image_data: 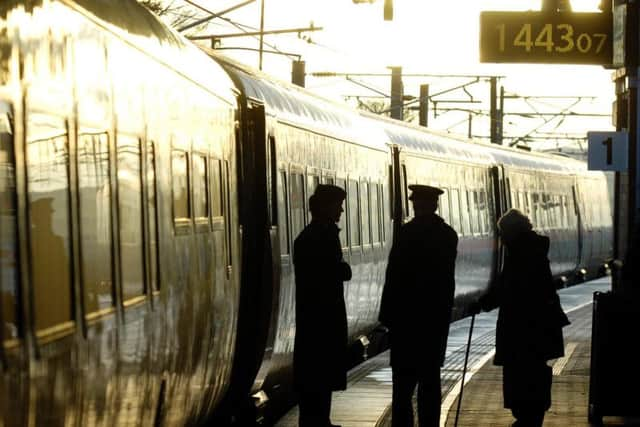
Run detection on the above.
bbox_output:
[390,66,403,120]
[419,84,429,127]
[259,0,265,70]
[490,77,498,143]
[454,314,476,427]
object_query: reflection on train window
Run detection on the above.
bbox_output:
[323,175,335,185]
[450,188,462,233]
[439,188,451,225]
[379,185,386,241]
[193,154,209,219]
[468,190,478,235]
[223,160,233,267]
[336,178,347,247]
[518,192,526,214]
[290,172,305,237]
[0,104,18,339]
[118,135,145,300]
[360,182,370,245]
[78,132,113,314]
[479,191,490,234]
[560,195,568,227]
[26,112,72,331]
[460,190,471,236]
[147,141,159,291]
[172,150,190,220]
[277,171,289,255]
[371,183,380,244]
[348,179,360,247]
[530,192,539,226]
[210,158,223,217]
[307,174,319,220]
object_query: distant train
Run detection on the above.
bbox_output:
[0,1,612,426]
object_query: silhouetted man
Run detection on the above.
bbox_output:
[293,184,351,427]
[379,184,458,427]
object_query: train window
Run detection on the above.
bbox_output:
[360,182,371,245]
[336,178,347,247]
[517,192,525,213]
[524,192,531,218]
[379,184,386,241]
[78,132,113,314]
[118,135,145,300]
[530,193,539,226]
[277,171,290,255]
[210,159,223,217]
[26,112,73,332]
[348,179,360,247]
[371,183,380,244]
[147,141,159,291]
[469,190,479,235]
[307,174,319,220]
[460,190,472,236]
[560,195,568,227]
[0,103,18,339]
[481,191,490,234]
[290,172,305,237]
[172,150,190,221]
[450,188,462,234]
[192,154,209,219]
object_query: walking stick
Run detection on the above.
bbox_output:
[453,313,476,427]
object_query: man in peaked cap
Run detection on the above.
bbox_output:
[293,184,351,427]
[379,184,458,427]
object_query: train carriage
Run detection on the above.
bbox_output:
[211,54,393,421]
[1,1,240,425]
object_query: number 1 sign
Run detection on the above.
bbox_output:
[587,131,628,171]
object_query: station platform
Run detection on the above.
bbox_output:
[275,277,625,427]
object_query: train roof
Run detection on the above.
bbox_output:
[207,52,589,175]
[207,51,389,151]
[49,0,238,105]
[360,110,588,174]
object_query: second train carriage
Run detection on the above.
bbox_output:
[207,51,613,422]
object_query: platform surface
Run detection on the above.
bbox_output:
[276,278,615,426]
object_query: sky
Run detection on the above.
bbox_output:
[161,0,616,153]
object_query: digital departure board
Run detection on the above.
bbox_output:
[480,11,612,65]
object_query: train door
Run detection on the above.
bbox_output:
[0,98,27,427]
[229,100,277,412]
[572,183,587,273]
[490,165,507,279]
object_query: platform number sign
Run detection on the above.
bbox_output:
[587,131,628,172]
[480,11,612,65]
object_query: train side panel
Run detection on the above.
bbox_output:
[0,2,240,425]
[399,153,497,317]
[504,167,580,278]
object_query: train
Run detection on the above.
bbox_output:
[0,0,613,426]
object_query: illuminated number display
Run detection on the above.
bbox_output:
[480,11,612,65]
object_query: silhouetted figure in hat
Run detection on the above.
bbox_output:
[479,209,569,427]
[293,184,351,427]
[379,184,458,427]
